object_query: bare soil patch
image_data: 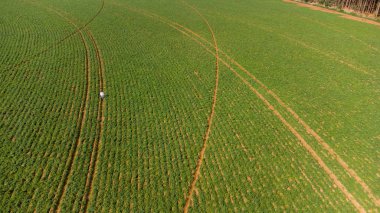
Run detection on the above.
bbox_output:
[284,0,380,28]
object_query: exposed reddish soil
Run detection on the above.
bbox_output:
[181,2,220,213]
[341,15,380,27]
[284,0,380,28]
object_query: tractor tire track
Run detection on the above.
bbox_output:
[217,57,366,213]
[178,2,219,212]
[6,0,104,72]
[189,29,365,212]
[39,7,91,213]
[220,46,379,207]
[266,89,380,207]
[196,34,379,207]
[80,30,105,213]
[121,7,380,206]
[117,6,366,211]
[117,5,378,207]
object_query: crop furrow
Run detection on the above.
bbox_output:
[40,7,92,213]
[80,30,105,213]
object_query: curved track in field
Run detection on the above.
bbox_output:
[179,2,219,213]
[80,30,106,213]
[21,0,376,210]
[37,7,92,213]
[30,3,107,212]
[6,0,104,72]
[126,7,379,208]
[114,4,370,211]
[175,21,380,207]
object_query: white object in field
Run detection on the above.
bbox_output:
[99,91,105,99]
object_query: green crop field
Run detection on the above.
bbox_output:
[1,0,379,212]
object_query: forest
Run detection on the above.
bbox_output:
[303,0,380,17]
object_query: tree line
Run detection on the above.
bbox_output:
[303,0,380,17]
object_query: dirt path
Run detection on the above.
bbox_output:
[224,35,378,207]
[133,7,376,77]
[267,90,380,207]
[37,6,91,213]
[80,30,106,213]
[143,10,379,207]
[218,57,366,213]
[118,6,367,211]
[31,3,108,212]
[178,2,220,212]
[221,47,378,207]
[342,15,380,27]
[283,0,380,28]
[7,0,104,72]
[217,36,378,206]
